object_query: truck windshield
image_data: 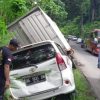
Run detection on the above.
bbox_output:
[11,44,56,70]
[98,32,100,37]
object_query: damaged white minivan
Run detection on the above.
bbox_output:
[9,40,75,100]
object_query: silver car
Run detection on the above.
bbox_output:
[10,40,75,100]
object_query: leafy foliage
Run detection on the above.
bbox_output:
[0,19,12,47]
[0,0,29,46]
[8,0,28,23]
[61,21,78,36]
[39,0,67,26]
[83,21,100,37]
[61,0,100,37]
[0,0,100,46]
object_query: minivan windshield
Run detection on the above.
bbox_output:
[11,44,55,70]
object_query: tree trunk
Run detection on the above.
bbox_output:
[91,8,95,21]
[80,15,84,36]
[91,0,96,21]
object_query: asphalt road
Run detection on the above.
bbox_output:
[69,40,100,100]
[69,40,98,68]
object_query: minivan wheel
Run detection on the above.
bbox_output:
[55,94,67,100]
[67,92,76,100]
[55,91,76,100]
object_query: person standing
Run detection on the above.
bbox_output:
[98,51,100,68]
[97,37,100,69]
[0,39,19,100]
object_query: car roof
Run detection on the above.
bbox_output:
[13,40,55,53]
[21,40,54,48]
[92,29,100,33]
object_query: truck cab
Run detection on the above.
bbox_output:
[85,29,100,55]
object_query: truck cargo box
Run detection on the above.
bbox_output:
[8,7,71,51]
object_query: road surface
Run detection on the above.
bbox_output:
[70,40,97,68]
[69,40,100,100]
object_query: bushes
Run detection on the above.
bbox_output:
[0,19,12,47]
[60,20,100,38]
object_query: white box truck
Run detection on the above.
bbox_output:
[8,7,71,51]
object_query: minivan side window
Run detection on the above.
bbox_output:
[56,43,65,55]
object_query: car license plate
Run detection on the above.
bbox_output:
[24,74,46,86]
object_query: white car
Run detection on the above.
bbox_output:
[76,38,82,43]
[72,36,77,41]
[10,40,75,100]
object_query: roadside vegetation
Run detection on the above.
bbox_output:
[73,69,96,100]
[0,0,100,46]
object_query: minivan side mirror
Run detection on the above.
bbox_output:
[67,48,74,56]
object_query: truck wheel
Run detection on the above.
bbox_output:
[85,45,88,51]
[92,49,95,55]
[81,44,84,48]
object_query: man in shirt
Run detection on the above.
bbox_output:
[0,39,19,100]
[97,37,100,68]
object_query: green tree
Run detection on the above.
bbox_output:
[0,19,12,46]
[90,0,100,21]
[0,0,28,24]
[39,0,67,26]
[61,0,93,36]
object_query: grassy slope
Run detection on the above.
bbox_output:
[74,69,96,100]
